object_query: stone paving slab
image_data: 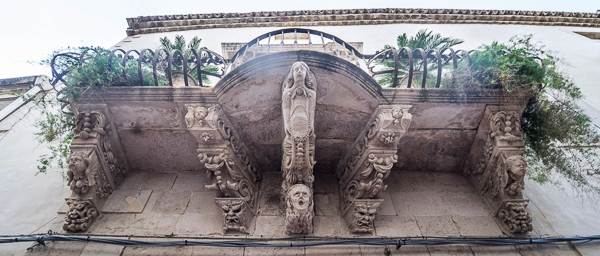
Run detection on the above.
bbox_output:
[431,172,476,193]
[258,172,284,216]
[118,172,178,191]
[428,245,475,256]
[171,171,213,192]
[25,241,86,256]
[151,190,192,214]
[415,216,461,237]
[378,191,397,216]
[191,243,245,256]
[305,244,361,255]
[244,242,305,256]
[375,216,422,237]
[155,213,181,235]
[121,238,195,256]
[86,213,162,236]
[386,171,437,193]
[452,216,504,237]
[79,236,126,256]
[469,245,521,256]
[391,191,448,217]
[314,172,338,194]
[313,215,351,237]
[174,213,222,236]
[438,192,489,217]
[361,245,431,255]
[252,215,286,238]
[187,192,223,214]
[314,193,339,216]
[102,190,152,213]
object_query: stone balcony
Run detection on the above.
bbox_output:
[29,49,557,255]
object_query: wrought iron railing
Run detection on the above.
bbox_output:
[49,28,488,89]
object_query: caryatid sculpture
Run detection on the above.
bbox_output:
[281,62,317,234]
[281,62,317,192]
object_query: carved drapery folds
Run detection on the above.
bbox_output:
[64,109,126,232]
[337,105,412,233]
[188,104,261,234]
[464,108,532,233]
[281,62,317,234]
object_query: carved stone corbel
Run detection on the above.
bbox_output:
[281,62,317,234]
[63,198,98,232]
[464,108,532,233]
[63,109,126,232]
[214,198,256,234]
[342,199,383,233]
[336,105,412,233]
[187,104,261,234]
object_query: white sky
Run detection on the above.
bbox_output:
[0,0,598,78]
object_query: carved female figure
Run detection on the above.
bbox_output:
[281,62,317,192]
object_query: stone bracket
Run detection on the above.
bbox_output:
[463,106,531,234]
[342,199,383,233]
[337,105,412,209]
[214,198,256,234]
[187,104,261,234]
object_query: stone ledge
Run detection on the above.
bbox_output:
[126,8,600,35]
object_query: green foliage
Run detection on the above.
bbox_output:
[159,34,218,86]
[378,29,464,87]
[463,35,599,194]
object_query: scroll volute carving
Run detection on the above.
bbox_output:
[281,61,317,192]
[489,111,523,147]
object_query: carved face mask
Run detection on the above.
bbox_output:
[508,159,526,179]
[68,155,87,174]
[353,204,377,229]
[289,184,311,212]
[292,63,307,85]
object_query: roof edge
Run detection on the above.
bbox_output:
[125,8,600,36]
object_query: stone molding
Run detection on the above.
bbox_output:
[126,8,600,36]
[463,107,532,233]
[188,104,261,234]
[337,105,412,233]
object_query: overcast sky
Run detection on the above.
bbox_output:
[0,0,598,78]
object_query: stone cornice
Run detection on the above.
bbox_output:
[126,8,600,36]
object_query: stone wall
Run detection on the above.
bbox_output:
[126,8,600,36]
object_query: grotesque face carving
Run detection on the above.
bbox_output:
[506,155,526,180]
[352,203,378,232]
[68,152,88,175]
[194,107,208,125]
[288,184,312,213]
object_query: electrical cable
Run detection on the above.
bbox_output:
[2,234,600,249]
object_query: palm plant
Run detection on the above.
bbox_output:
[379,29,464,87]
[159,35,218,86]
